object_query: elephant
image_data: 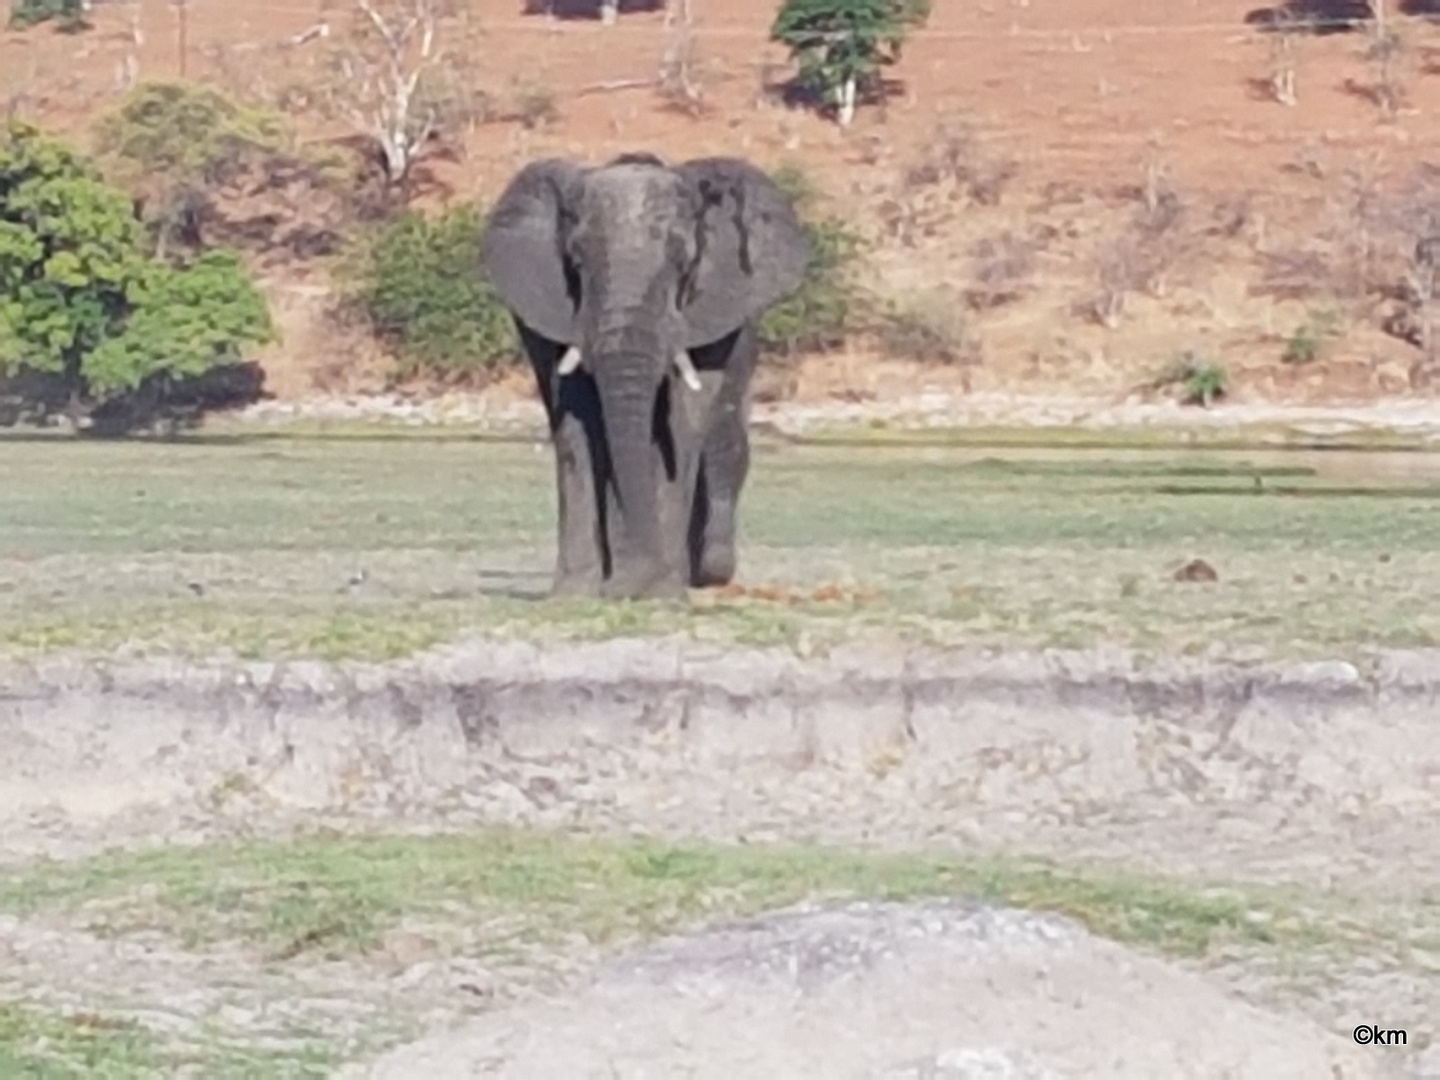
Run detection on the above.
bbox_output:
[481,152,810,600]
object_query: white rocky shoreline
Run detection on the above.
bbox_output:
[230,389,1440,441]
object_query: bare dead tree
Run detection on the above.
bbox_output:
[1362,0,1409,116]
[1407,236,1440,365]
[658,0,703,115]
[113,1,143,91]
[1267,12,1300,105]
[173,0,189,78]
[322,0,481,188]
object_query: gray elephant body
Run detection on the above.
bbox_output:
[482,154,808,600]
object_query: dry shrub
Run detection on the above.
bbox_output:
[507,82,559,129]
[1258,159,1440,312]
[876,292,982,367]
[901,122,1017,206]
[1079,163,1189,328]
[1206,192,1257,240]
[1348,14,1414,115]
[964,232,1037,310]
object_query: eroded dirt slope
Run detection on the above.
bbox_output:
[1,640,1437,1075]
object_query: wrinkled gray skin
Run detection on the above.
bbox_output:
[482,153,809,600]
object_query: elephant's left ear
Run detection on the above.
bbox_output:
[676,157,811,350]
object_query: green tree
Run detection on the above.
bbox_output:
[770,0,930,126]
[0,123,273,433]
[8,0,90,33]
[344,204,518,381]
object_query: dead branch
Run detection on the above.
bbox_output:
[576,78,659,95]
[289,23,330,46]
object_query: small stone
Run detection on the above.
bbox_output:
[1173,558,1218,583]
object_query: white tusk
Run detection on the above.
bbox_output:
[673,350,701,391]
[558,346,583,376]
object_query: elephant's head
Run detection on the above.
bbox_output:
[481,152,809,598]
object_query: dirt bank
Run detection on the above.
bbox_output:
[4,639,1439,886]
[3,639,1438,1075]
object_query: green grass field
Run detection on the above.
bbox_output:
[2,428,1438,659]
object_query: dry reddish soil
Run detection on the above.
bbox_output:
[10,1,1440,404]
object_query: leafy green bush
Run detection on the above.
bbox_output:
[346,205,518,381]
[1148,351,1229,408]
[0,123,273,433]
[8,0,89,32]
[93,82,301,257]
[759,165,868,356]
[1183,361,1228,408]
[94,81,288,187]
[1281,310,1341,365]
[1152,351,1229,408]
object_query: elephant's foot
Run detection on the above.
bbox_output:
[690,540,736,588]
[600,562,689,602]
[690,498,738,588]
[550,572,601,599]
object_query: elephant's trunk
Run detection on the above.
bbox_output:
[590,348,670,594]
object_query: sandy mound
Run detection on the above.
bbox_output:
[347,900,1385,1080]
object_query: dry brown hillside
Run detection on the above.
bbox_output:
[8,0,1440,404]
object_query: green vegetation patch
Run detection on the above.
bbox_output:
[0,123,273,434]
[0,1001,159,1078]
[0,831,1332,964]
[1,828,1423,1076]
[0,997,342,1079]
[339,205,520,382]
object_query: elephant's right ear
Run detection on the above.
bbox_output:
[481,159,585,344]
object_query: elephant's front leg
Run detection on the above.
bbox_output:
[517,320,607,597]
[688,323,758,587]
[550,376,610,596]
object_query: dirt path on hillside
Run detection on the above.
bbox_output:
[1,641,1437,1076]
